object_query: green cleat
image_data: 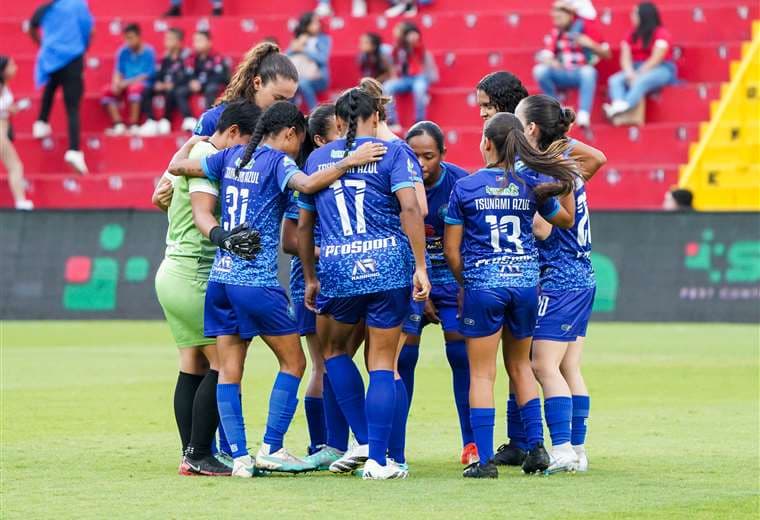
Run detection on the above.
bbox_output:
[255,443,317,474]
[303,446,344,471]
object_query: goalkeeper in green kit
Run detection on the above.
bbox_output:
[152,101,261,476]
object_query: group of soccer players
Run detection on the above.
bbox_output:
[153,40,606,480]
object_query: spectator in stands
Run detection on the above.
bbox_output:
[28,0,93,175]
[384,22,438,129]
[183,31,231,116]
[287,12,332,111]
[140,28,191,136]
[315,0,366,18]
[102,23,156,136]
[0,56,33,210]
[663,188,694,211]
[358,33,392,82]
[604,2,677,120]
[475,70,529,120]
[164,0,222,17]
[533,1,610,128]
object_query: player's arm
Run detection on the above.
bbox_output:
[167,136,212,177]
[413,181,428,217]
[190,191,220,238]
[297,208,319,311]
[542,192,575,229]
[151,175,174,212]
[569,140,606,181]
[532,213,553,241]
[396,187,431,301]
[281,217,299,255]
[287,142,387,194]
[443,223,464,286]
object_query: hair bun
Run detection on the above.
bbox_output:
[560,107,576,126]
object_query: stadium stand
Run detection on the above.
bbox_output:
[1,0,757,209]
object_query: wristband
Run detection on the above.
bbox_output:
[209,226,226,247]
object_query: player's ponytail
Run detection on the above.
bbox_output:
[335,87,377,155]
[217,42,298,105]
[359,77,391,122]
[485,112,578,202]
[297,103,336,167]
[517,94,576,151]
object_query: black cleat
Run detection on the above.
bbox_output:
[493,442,527,466]
[522,443,550,474]
[182,455,232,476]
[163,5,181,16]
[463,461,498,479]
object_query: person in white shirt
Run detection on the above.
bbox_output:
[0,56,33,210]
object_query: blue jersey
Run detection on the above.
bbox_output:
[445,166,561,289]
[537,178,595,291]
[300,137,417,298]
[202,144,300,287]
[424,162,469,285]
[284,191,322,302]
[194,103,227,136]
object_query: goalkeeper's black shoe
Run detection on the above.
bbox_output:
[181,455,232,477]
[493,442,527,466]
[463,461,498,479]
[522,443,550,474]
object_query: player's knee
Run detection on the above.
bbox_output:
[281,349,307,378]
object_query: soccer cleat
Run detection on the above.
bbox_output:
[463,461,498,479]
[362,458,407,480]
[64,150,88,175]
[303,446,344,471]
[546,443,579,474]
[181,117,198,132]
[215,452,234,469]
[255,443,316,473]
[460,442,480,465]
[32,120,52,139]
[329,442,368,474]
[183,454,232,476]
[573,445,589,472]
[178,458,193,476]
[493,442,527,466]
[522,443,550,474]
[231,454,256,478]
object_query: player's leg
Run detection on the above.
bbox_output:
[175,347,207,456]
[561,336,590,471]
[398,300,423,403]
[296,302,328,457]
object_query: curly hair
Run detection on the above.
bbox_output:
[476,71,529,114]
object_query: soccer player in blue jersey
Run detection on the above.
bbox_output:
[395,121,479,466]
[193,42,298,136]
[298,88,431,480]
[444,112,579,478]
[514,94,606,473]
[168,101,387,477]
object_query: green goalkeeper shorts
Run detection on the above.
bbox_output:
[155,257,216,348]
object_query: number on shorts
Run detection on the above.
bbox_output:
[224,185,250,230]
[537,295,549,317]
[331,179,367,236]
[484,214,524,254]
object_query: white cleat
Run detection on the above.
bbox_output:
[573,445,588,472]
[547,442,579,474]
[231,454,255,478]
[32,120,52,139]
[362,458,408,480]
[329,441,368,473]
[181,117,198,132]
[64,150,89,175]
[255,443,316,473]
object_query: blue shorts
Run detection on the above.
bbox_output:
[402,283,460,336]
[316,287,410,329]
[292,300,317,336]
[204,282,298,340]
[533,287,596,341]
[459,286,539,339]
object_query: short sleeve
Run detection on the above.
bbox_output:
[276,154,302,193]
[200,147,230,182]
[402,145,424,184]
[390,147,417,193]
[188,177,219,196]
[284,191,300,220]
[298,192,316,212]
[444,184,464,225]
[538,197,561,220]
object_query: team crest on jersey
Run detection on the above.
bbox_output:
[351,258,380,281]
[437,203,449,220]
[485,183,520,197]
[407,157,416,174]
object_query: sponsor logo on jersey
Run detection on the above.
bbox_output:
[216,255,233,272]
[351,258,380,281]
[463,317,475,326]
[409,313,422,322]
[561,324,573,332]
[485,183,520,197]
[323,236,398,257]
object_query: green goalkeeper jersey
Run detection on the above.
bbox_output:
[164,141,220,277]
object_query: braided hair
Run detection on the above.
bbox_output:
[335,88,377,154]
[484,112,578,202]
[217,42,298,105]
[234,101,306,177]
[516,94,576,152]
[476,71,529,114]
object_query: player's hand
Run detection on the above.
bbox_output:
[412,268,431,302]
[346,142,388,167]
[423,299,440,324]
[304,279,320,312]
[155,177,174,208]
[224,223,262,261]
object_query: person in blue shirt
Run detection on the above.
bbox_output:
[101,23,156,135]
[443,112,578,479]
[287,12,332,111]
[193,42,298,137]
[298,88,430,480]
[394,121,478,465]
[168,101,387,478]
[514,94,606,474]
[29,0,93,174]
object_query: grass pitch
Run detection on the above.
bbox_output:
[1,321,758,519]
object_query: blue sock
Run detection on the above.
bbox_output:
[325,355,368,444]
[304,397,326,454]
[322,373,349,451]
[263,372,301,453]
[397,344,419,403]
[218,421,231,456]
[365,370,396,465]
[520,398,544,449]
[571,395,590,446]
[387,378,409,463]
[217,383,247,458]
[445,340,473,446]
[507,393,528,450]
[544,396,572,446]
[470,407,495,465]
